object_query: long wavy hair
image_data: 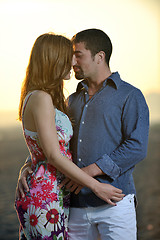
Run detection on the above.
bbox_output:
[19,33,73,121]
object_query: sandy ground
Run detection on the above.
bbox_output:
[0,124,160,240]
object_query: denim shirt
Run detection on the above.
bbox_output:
[69,72,149,207]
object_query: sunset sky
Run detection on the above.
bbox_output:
[0,0,159,114]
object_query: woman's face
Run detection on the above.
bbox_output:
[64,55,77,80]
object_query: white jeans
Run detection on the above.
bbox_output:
[68,194,137,240]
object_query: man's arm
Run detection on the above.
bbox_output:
[81,163,104,177]
[95,89,149,180]
[79,89,149,180]
[15,156,32,199]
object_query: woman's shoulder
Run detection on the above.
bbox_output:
[31,90,52,104]
[30,90,55,113]
[30,90,50,98]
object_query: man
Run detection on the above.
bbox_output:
[17,29,149,240]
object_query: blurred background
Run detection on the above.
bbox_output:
[0,0,159,239]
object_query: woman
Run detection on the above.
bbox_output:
[15,33,124,240]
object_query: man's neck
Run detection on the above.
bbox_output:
[87,68,112,90]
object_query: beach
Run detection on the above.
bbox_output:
[0,124,160,240]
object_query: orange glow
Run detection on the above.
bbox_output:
[0,0,159,123]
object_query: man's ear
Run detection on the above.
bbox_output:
[97,51,105,64]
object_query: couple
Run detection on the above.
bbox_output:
[15,29,149,240]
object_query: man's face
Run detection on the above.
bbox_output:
[73,42,96,80]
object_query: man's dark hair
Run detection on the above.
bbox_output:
[72,28,112,66]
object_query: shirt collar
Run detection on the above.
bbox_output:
[76,72,121,92]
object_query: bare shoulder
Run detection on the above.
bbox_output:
[31,90,52,105]
[31,91,55,112]
[32,90,51,101]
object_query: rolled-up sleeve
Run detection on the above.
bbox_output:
[96,154,121,180]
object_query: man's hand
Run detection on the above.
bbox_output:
[15,163,33,199]
[58,177,83,194]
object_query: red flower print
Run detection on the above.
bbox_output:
[30,214,38,226]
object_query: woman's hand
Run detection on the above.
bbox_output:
[15,163,33,199]
[93,182,125,206]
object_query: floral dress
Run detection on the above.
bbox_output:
[15,92,73,240]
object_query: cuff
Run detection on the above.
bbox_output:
[96,154,121,180]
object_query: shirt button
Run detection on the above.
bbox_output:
[79,158,82,162]
[85,92,87,95]
[86,104,88,107]
[82,121,84,124]
[79,139,82,142]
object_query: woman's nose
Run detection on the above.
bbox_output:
[72,55,77,66]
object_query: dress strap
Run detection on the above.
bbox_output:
[22,90,37,128]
